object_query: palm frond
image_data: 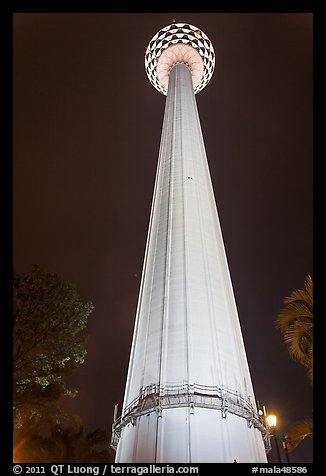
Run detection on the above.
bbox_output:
[284,290,312,307]
[283,275,313,308]
[284,419,313,452]
[277,303,312,331]
[304,275,313,304]
[283,321,313,361]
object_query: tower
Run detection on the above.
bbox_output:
[112,22,269,463]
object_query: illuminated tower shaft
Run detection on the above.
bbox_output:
[112,23,268,463]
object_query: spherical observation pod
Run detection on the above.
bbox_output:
[145,22,215,95]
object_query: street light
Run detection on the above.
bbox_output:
[266,414,277,428]
[266,414,282,463]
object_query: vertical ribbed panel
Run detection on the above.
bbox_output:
[116,64,267,463]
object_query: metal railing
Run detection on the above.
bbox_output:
[111,382,271,453]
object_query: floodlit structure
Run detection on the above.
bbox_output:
[112,23,269,463]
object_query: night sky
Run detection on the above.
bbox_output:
[13,13,313,462]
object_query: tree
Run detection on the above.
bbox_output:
[276,274,313,382]
[13,265,94,429]
[13,415,115,463]
[283,420,313,453]
[276,275,313,452]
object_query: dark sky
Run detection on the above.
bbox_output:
[13,13,313,462]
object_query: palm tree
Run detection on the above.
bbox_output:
[276,275,313,452]
[276,275,313,382]
[284,420,313,453]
